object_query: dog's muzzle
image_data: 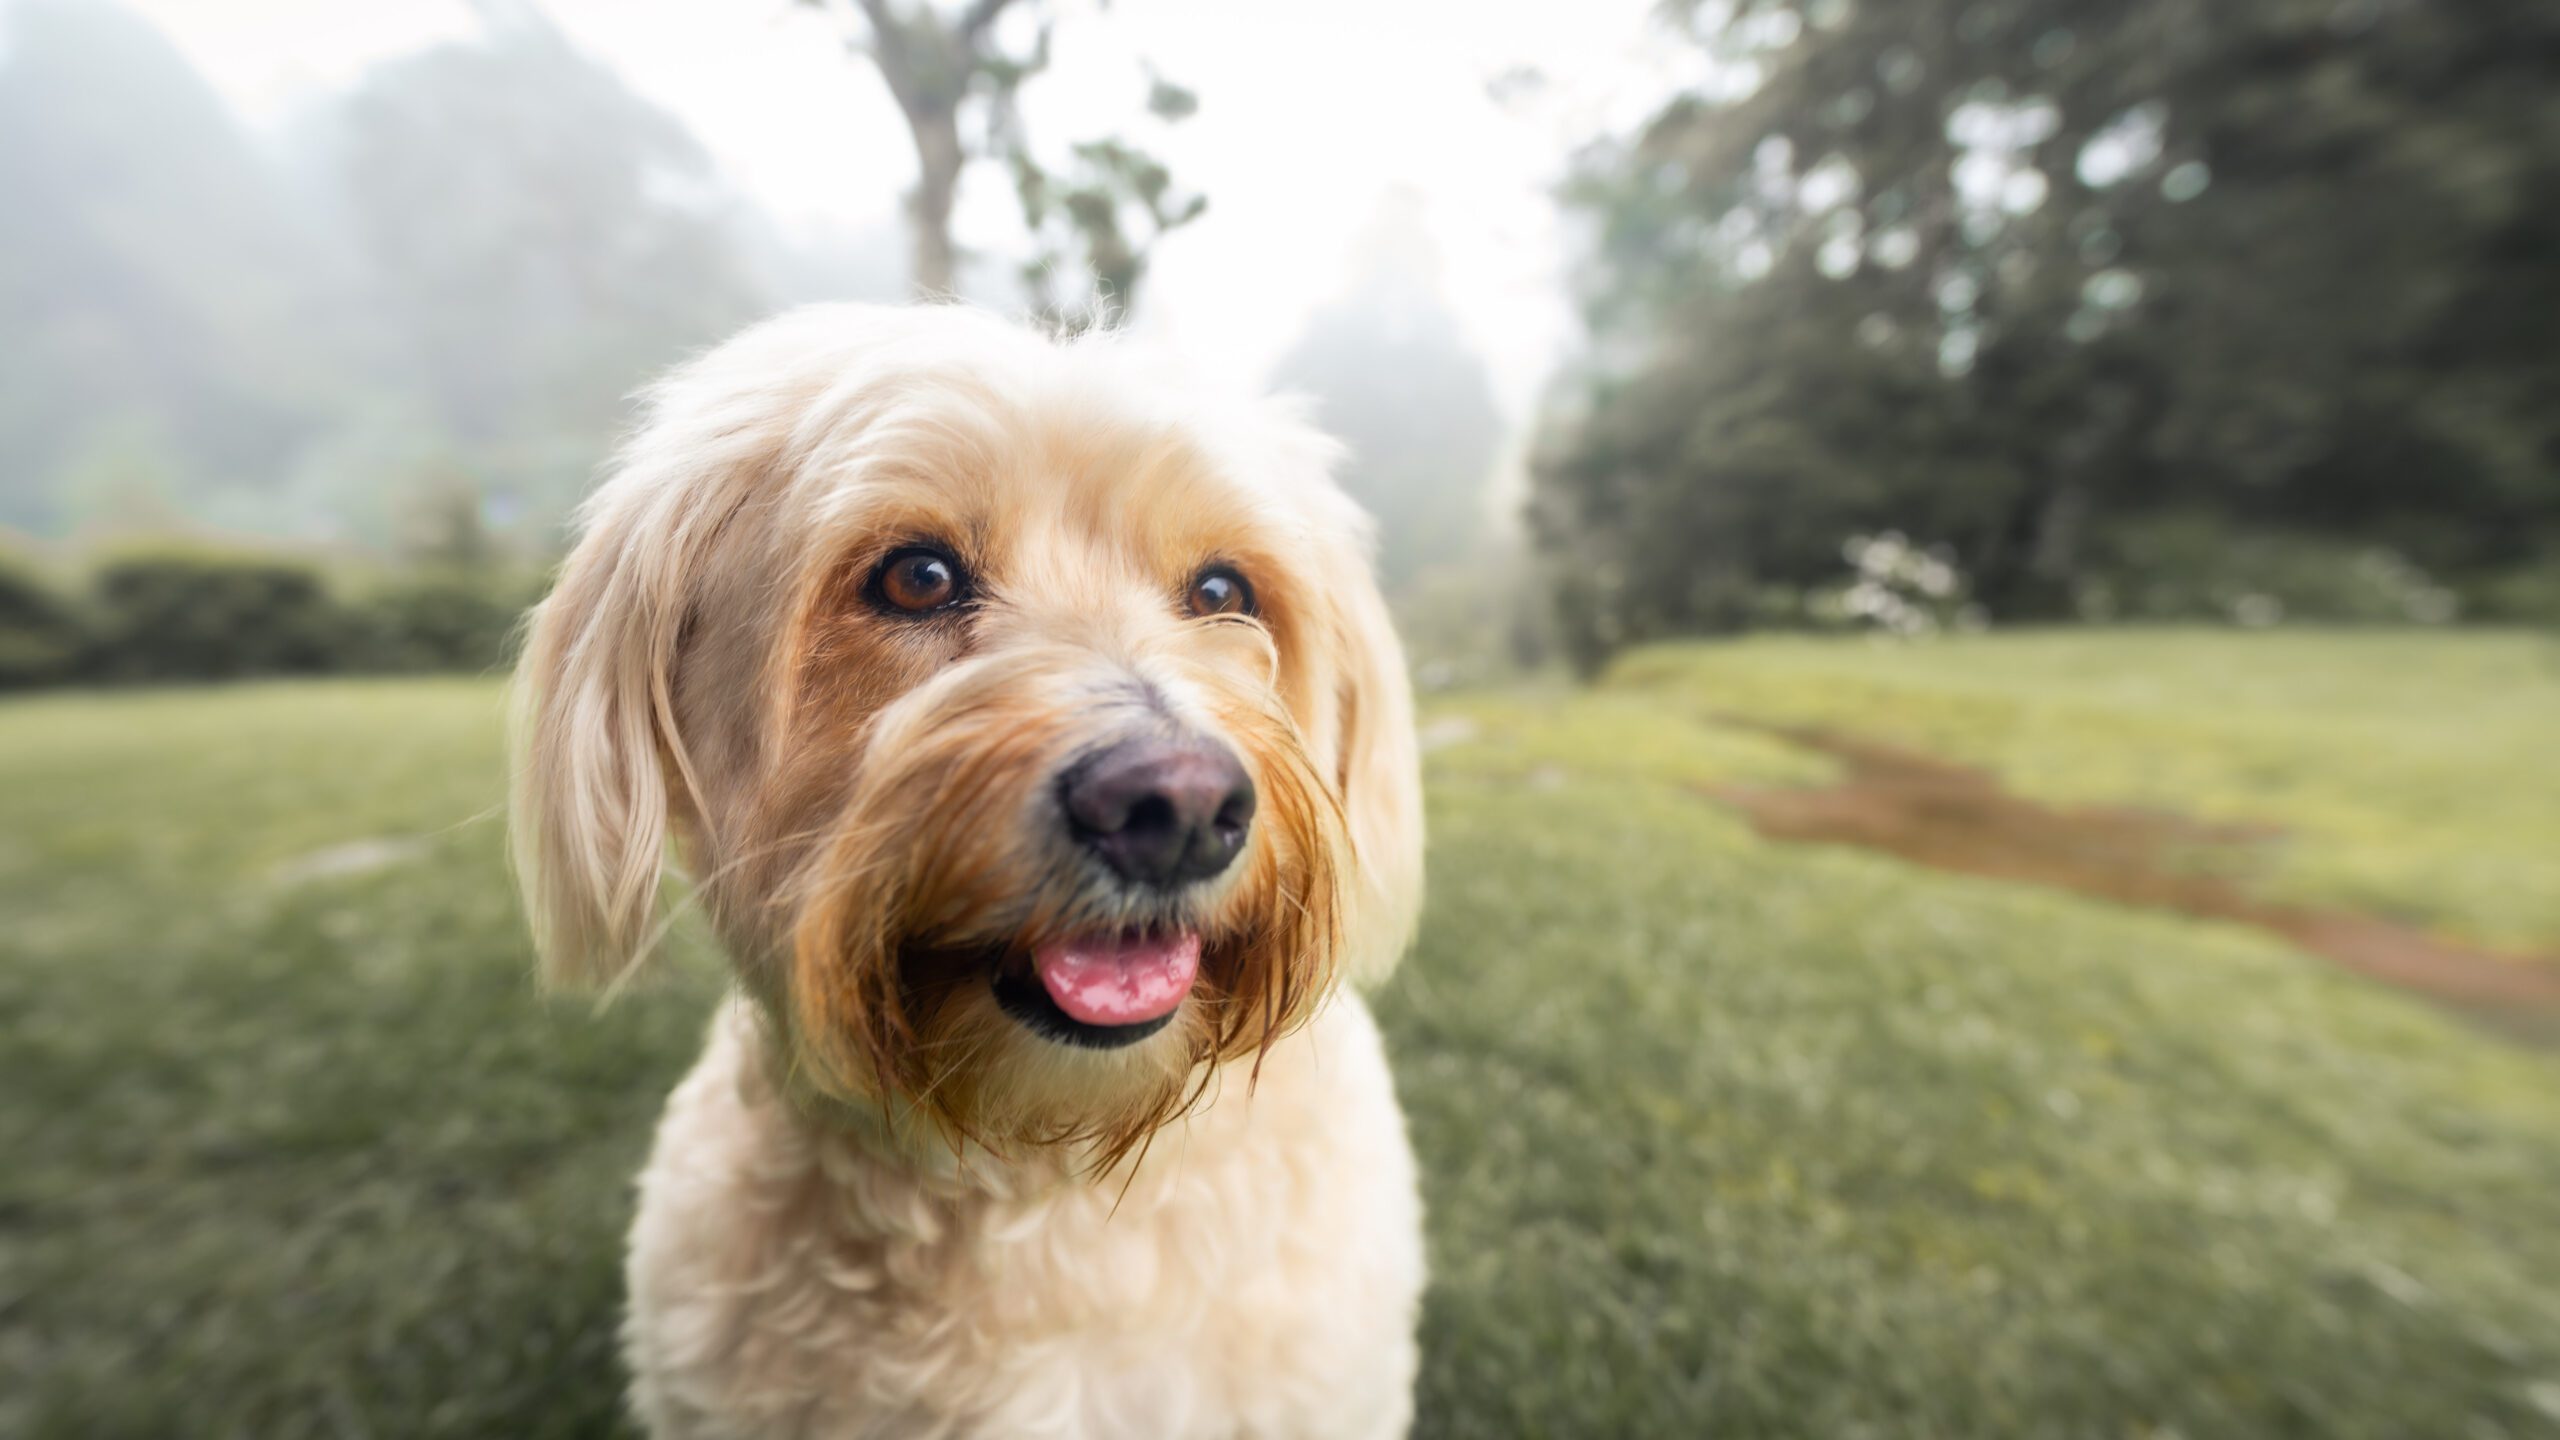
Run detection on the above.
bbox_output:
[982,729,1255,1049]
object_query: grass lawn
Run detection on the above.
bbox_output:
[1603,629,2560,951]
[5,632,2558,1438]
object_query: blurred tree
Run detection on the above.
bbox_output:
[0,0,351,532]
[318,8,766,526]
[1007,132,1205,335]
[391,457,502,572]
[800,0,1204,328]
[1271,192,1505,589]
[0,549,84,689]
[0,0,778,545]
[1533,0,2560,665]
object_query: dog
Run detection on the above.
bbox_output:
[509,304,1428,1439]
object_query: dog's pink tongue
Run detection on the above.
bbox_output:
[1032,930,1201,1027]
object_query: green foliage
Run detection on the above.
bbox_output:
[6,637,2558,1435]
[807,0,1205,324]
[1533,0,2560,664]
[348,570,539,675]
[86,549,353,682]
[1143,74,1198,123]
[0,546,539,687]
[0,551,86,689]
[2467,550,2560,626]
[2078,516,2460,626]
[1010,135,1208,335]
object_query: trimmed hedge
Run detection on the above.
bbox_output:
[0,548,539,689]
[89,550,352,682]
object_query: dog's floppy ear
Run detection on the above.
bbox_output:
[509,490,697,991]
[507,303,1008,988]
[1318,506,1427,990]
[509,344,788,989]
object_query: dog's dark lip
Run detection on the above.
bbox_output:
[989,966,1178,1050]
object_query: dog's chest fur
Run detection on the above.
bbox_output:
[621,997,1424,1440]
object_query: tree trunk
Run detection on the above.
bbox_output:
[2003,476,2089,620]
[907,107,962,298]
[2029,477,2089,585]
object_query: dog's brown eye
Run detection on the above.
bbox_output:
[875,548,963,613]
[1186,565,1254,618]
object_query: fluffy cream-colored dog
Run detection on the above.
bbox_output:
[510,304,1427,1439]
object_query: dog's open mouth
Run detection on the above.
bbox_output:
[991,928,1201,1049]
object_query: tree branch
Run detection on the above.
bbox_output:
[851,0,904,61]
[957,0,1024,44]
[849,0,924,117]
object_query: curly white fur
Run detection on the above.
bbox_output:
[627,997,1421,1440]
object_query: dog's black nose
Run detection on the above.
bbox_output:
[1061,734,1256,888]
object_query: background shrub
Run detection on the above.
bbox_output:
[2466,552,2560,626]
[0,548,553,686]
[349,569,537,674]
[86,549,356,682]
[0,547,546,689]
[0,552,87,689]
[2075,518,2463,627]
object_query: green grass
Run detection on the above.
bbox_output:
[0,683,725,1437]
[5,633,2558,1438]
[1603,629,2560,950]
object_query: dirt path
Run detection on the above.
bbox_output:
[1707,723,2560,1039]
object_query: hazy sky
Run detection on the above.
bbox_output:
[119,0,1690,421]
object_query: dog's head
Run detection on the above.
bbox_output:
[511,305,1421,1163]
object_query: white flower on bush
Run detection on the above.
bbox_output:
[1821,531,1979,635]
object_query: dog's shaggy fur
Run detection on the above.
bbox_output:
[511,305,1428,1439]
